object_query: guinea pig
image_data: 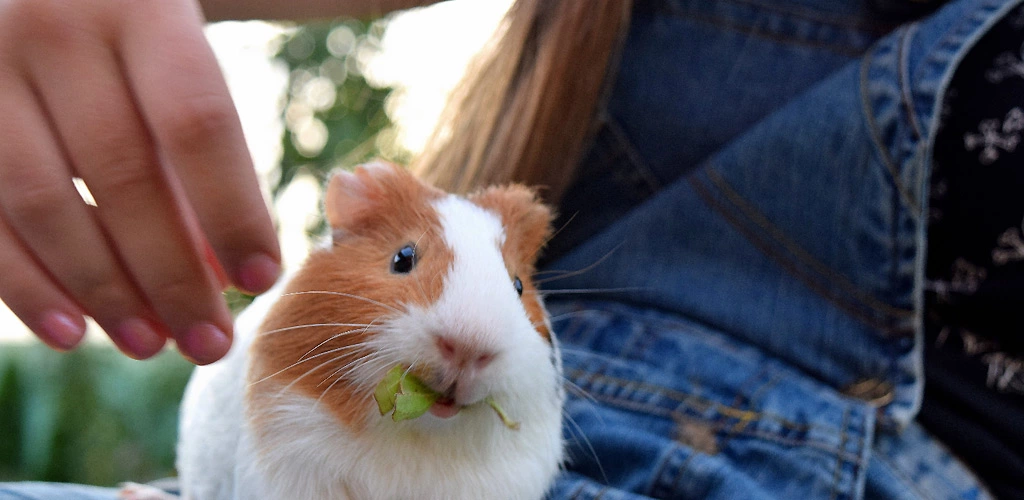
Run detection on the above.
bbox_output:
[174,162,565,500]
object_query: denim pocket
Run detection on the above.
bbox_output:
[549,301,875,500]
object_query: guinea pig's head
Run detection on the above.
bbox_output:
[249,162,560,433]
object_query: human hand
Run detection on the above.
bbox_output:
[0,0,281,364]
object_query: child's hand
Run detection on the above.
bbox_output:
[0,0,281,364]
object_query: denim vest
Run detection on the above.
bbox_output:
[543,0,1023,498]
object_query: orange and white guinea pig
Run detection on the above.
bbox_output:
[174,163,565,500]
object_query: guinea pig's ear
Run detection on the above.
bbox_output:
[324,162,400,233]
[470,185,554,264]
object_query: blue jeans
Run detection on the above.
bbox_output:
[542,0,1022,498]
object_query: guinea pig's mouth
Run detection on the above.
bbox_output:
[428,396,461,419]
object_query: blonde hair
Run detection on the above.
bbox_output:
[411,0,633,204]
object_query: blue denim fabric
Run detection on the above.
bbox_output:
[544,0,1023,498]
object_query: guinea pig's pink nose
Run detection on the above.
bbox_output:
[434,335,496,370]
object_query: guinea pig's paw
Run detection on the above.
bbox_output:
[117,482,179,500]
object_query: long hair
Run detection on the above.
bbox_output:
[411,0,633,204]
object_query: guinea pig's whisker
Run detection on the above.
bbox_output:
[534,242,624,285]
[251,344,366,388]
[312,352,395,412]
[562,410,608,485]
[528,212,578,263]
[299,318,384,362]
[532,309,603,329]
[558,346,632,368]
[561,376,597,405]
[258,322,376,337]
[528,287,647,295]
[316,349,378,388]
[282,290,403,315]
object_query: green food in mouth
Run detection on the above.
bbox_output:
[373,365,520,430]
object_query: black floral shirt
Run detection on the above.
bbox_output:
[920,5,1024,499]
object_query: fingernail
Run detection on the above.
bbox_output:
[40,312,86,350]
[237,253,280,294]
[178,323,231,365]
[116,318,166,359]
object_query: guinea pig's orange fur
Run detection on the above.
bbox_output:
[470,186,553,341]
[246,164,553,433]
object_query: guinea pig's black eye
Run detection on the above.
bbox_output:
[513,276,523,296]
[392,245,416,274]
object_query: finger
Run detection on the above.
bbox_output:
[25,30,231,364]
[0,70,167,359]
[0,217,86,352]
[119,1,281,295]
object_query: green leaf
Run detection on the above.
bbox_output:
[373,365,404,416]
[484,396,520,431]
[398,370,437,397]
[392,391,439,422]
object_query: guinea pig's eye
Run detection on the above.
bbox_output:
[513,276,523,296]
[392,245,416,274]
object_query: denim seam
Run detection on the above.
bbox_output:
[703,167,913,320]
[647,444,679,497]
[729,364,774,409]
[569,368,848,437]
[688,173,909,334]
[605,117,663,196]
[576,387,865,464]
[873,451,951,500]
[899,23,925,141]
[568,482,587,500]
[743,371,783,410]
[912,0,1015,90]
[664,10,869,58]
[708,0,897,33]
[859,31,922,214]
[666,448,701,496]
[829,407,852,500]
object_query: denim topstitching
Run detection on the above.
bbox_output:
[702,167,915,320]
[686,173,909,334]
[860,33,922,215]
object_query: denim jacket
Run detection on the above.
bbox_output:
[543,0,1023,498]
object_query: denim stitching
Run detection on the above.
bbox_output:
[605,118,663,196]
[913,0,1011,89]
[873,451,950,500]
[743,371,784,410]
[828,407,852,500]
[664,10,869,58]
[568,482,587,500]
[899,23,925,141]
[702,168,916,320]
[646,445,676,497]
[615,319,650,361]
[729,364,772,409]
[859,33,922,214]
[688,174,909,334]
[667,450,700,497]
[572,387,865,464]
[569,368,829,435]
[710,0,898,33]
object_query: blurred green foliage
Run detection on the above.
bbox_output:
[0,17,397,487]
[0,344,193,485]
[275,18,399,196]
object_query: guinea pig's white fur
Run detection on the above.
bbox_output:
[175,164,564,500]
